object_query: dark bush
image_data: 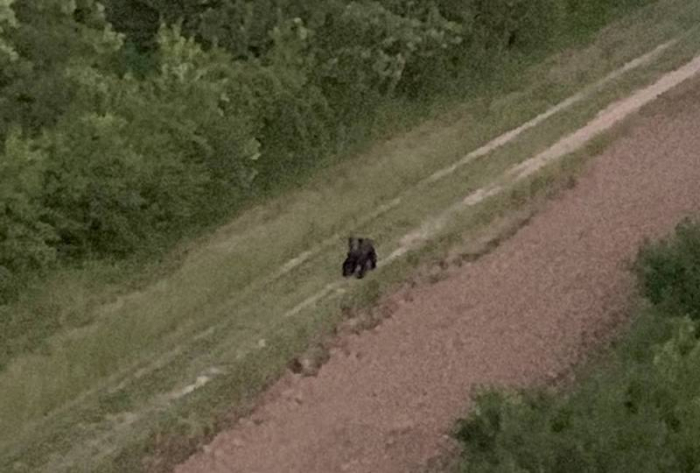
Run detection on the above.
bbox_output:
[635,218,700,321]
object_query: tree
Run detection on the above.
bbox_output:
[0,0,123,140]
[0,129,55,298]
[0,0,18,63]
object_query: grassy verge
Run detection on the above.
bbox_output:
[453,217,700,473]
[4,1,700,471]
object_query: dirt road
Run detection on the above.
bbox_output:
[175,76,700,473]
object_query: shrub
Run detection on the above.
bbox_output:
[635,218,700,321]
[0,129,56,300]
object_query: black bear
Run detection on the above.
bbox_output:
[342,237,378,279]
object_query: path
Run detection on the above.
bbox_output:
[175,69,700,472]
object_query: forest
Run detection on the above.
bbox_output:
[0,0,651,304]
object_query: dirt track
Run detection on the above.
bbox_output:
[175,76,700,473]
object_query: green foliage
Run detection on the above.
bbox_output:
[42,109,205,256]
[39,24,267,257]
[150,24,261,187]
[102,0,159,51]
[0,0,122,139]
[0,0,18,63]
[316,2,463,96]
[635,218,700,321]
[194,0,283,58]
[0,129,55,296]
[456,219,700,473]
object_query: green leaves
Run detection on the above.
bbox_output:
[317,1,462,95]
[0,0,123,141]
[635,219,700,321]
[0,129,56,297]
[0,0,18,63]
[27,23,271,258]
[153,24,264,185]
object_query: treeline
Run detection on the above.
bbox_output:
[0,0,653,302]
[456,218,700,472]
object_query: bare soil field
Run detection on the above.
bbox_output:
[174,76,700,473]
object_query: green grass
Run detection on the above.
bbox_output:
[3,1,700,471]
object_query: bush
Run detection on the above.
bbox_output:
[33,24,265,258]
[635,218,700,321]
[0,129,56,299]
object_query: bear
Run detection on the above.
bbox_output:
[342,237,378,279]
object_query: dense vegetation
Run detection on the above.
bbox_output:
[456,218,700,472]
[0,0,654,304]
